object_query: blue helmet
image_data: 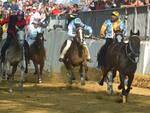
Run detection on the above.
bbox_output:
[74,18,84,27]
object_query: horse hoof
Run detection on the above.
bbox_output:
[9,89,13,93]
[24,70,28,74]
[98,81,103,86]
[81,82,85,86]
[38,80,42,84]
[68,80,72,85]
[34,72,37,75]
[81,77,85,86]
[122,95,127,103]
[107,89,114,95]
[85,77,88,81]
[72,77,76,81]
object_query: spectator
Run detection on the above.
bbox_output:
[96,0,106,10]
[51,4,60,16]
[89,0,96,10]
[81,3,91,12]
[11,0,19,11]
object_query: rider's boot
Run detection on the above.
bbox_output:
[59,40,72,62]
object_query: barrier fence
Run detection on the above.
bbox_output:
[42,6,150,74]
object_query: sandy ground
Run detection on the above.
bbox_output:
[0,72,149,113]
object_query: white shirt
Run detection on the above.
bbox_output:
[30,12,41,24]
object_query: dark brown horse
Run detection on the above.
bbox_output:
[25,32,46,83]
[98,30,140,103]
[60,27,88,85]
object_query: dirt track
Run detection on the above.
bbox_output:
[0,73,149,113]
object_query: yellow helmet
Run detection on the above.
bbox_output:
[112,11,120,17]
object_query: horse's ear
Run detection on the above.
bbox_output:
[137,30,140,36]
[130,30,133,36]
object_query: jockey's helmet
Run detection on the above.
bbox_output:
[69,13,78,19]
[74,18,84,28]
[111,11,120,18]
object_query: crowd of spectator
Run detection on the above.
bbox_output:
[83,0,150,11]
[0,0,149,32]
[0,0,82,32]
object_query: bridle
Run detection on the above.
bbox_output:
[76,27,84,44]
[114,30,124,43]
[125,36,140,63]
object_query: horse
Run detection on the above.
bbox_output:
[0,25,3,41]
[97,30,140,103]
[24,32,46,84]
[60,27,88,85]
[0,30,25,93]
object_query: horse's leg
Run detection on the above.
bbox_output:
[2,62,8,80]
[126,74,134,95]
[119,73,127,103]
[39,62,44,83]
[98,68,109,86]
[112,70,116,81]
[106,71,114,95]
[80,64,86,86]
[64,62,74,85]
[19,60,25,92]
[8,65,17,93]
[24,49,29,74]
[118,73,123,90]
[24,43,29,74]
[33,62,40,83]
[85,65,88,81]
[0,62,2,82]
[67,69,74,85]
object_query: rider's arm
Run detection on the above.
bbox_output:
[120,20,127,36]
[83,25,93,36]
[100,22,107,38]
[68,23,76,37]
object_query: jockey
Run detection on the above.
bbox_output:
[1,11,26,62]
[97,11,127,69]
[16,10,26,31]
[100,11,126,39]
[25,19,43,46]
[59,13,93,62]
[24,19,43,62]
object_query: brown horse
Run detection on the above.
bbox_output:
[60,27,88,85]
[98,30,140,103]
[25,32,46,83]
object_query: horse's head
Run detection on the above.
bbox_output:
[75,27,85,45]
[17,30,25,47]
[127,30,141,62]
[114,29,124,42]
[35,32,45,45]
